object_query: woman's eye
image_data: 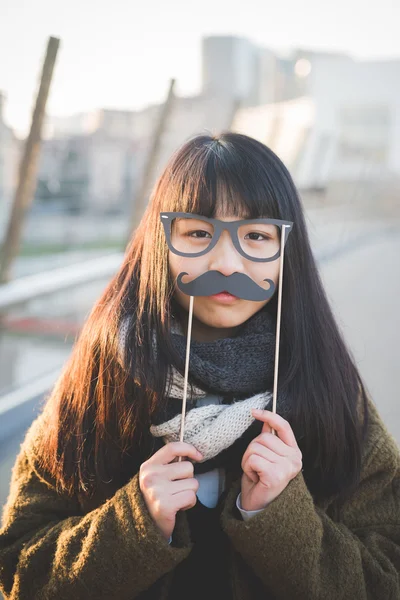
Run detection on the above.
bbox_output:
[188,230,212,238]
[245,232,271,241]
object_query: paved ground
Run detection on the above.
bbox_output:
[320,233,400,444]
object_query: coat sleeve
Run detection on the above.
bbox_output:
[0,418,192,600]
[220,400,400,600]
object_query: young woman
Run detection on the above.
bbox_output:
[0,132,399,600]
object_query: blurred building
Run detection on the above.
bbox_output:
[232,51,400,194]
[200,37,350,108]
[35,127,137,214]
[0,92,20,226]
[37,37,400,214]
[202,36,261,105]
[47,109,137,140]
[42,93,235,214]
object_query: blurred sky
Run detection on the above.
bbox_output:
[0,0,399,136]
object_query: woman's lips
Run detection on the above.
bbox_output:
[209,291,238,303]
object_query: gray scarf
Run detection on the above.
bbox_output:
[167,307,277,399]
[119,308,291,474]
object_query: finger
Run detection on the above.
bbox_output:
[171,489,197,512]
[243,470,258,484]
[255,432,294,457]
[251,409,298,448]
[242,453,271,483]
[170,477,199,496]
[261,422,273,434]
[244,455,293,490]
[148,442,203,465]
[165,460,194,481]
[241,441,280,472]
[254,417,273,435]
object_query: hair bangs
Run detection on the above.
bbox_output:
[164,135,281,221]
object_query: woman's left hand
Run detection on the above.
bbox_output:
[240,409,303,512]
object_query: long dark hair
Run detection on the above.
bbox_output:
[38,132,369,508]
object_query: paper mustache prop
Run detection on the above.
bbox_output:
[176,271,275,301]
[160,211,293,444]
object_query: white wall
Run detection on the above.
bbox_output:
[202,36,261,105]
[232,54,400,188]
[307,57,400,179]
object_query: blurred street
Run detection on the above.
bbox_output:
[321,232,400,442]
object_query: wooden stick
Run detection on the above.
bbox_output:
[0,37,60,284]
[178,294,194,461]
[271,225,288,432]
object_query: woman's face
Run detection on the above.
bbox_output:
[168,206,281,341]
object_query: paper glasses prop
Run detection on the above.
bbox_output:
[160,211,294,445]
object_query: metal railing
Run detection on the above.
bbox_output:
[0,252,123,311]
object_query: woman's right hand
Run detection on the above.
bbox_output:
[139,442,203,541]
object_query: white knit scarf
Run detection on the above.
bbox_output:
[149,383,272,463]
[119,313,275,465]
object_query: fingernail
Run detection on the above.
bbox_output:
[252,409,262,415]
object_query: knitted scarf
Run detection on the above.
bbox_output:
[119,307,291,475]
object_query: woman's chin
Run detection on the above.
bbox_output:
[195,306,252,331]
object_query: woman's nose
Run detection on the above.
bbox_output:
[207,230,245,276]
